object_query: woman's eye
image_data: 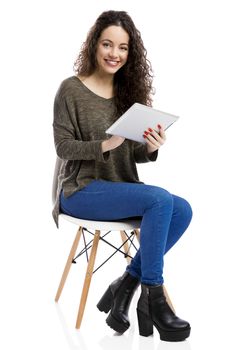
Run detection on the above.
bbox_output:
[102,43,127,51]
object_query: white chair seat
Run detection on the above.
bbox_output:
[61,213,142,230]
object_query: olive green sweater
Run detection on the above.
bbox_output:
[52,76,158,227]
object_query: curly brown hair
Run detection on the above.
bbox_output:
[73,10,155,116]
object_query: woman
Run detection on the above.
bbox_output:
[52,10,193,341]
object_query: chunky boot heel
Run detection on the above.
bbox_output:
[97,272,140,333]
[137,284,191,341]
[96,287,113,313]
[106,312,129,333]
[137,308,153,336]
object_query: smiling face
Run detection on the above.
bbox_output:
[95,25,129,76]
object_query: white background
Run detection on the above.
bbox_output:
[0,0,233,349]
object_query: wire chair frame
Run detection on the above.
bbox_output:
[72,227,139,273]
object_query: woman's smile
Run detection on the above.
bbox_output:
[104,59,120,67]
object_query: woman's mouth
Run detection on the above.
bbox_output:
[104,59,120,67]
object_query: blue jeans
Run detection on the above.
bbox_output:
[60,180,193,285]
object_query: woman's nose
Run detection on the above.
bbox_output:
[109,47,118,58]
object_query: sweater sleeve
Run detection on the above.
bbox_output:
[133,141,158,163]
[53,91,110,162]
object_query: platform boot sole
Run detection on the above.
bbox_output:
[106,312,129,333]
[137,309,191,341]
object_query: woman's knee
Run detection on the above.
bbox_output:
[146,186,173,209]
[182,198,193,223]
[173,195,193,224]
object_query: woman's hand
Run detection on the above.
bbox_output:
[143,124,166,153]
[109,135,126,148]
[102,135,126,152]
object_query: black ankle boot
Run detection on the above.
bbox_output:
[137,284,191,341]
[97,271,140,333]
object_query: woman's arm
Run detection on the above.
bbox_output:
[133,141,158,163]
[53,92,110,162]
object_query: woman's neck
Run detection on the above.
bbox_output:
[78,71,115,99]
[89,71,114,88]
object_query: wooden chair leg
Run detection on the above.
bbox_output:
[120,230,132,265]
[134,228,140,242]
[55,226,83,302]
[133,229,175,312]
[75,230,101,329]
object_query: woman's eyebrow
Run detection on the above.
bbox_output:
[100,39,129,46]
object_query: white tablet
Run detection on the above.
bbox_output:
[105,103,179,143]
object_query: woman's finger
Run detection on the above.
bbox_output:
[157,124,166,141]
[151,130,164,144]
[144,133,161,148]
[145,126,165,144]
